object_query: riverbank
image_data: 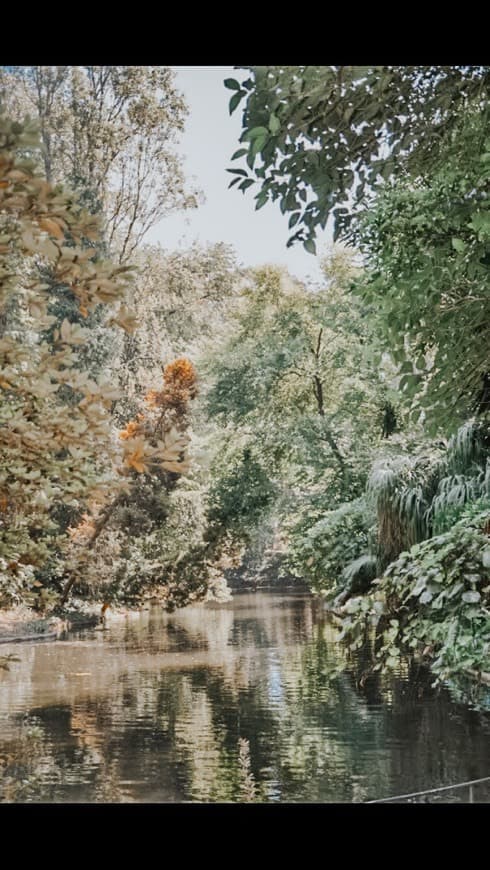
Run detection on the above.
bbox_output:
[0,586,308,644]
[0,602,106,645]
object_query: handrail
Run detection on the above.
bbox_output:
[365,775,490,803]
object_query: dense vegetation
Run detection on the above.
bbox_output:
[1,65,489,694]
[223,65,490,686]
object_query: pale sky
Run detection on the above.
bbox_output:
[146,66,331,283]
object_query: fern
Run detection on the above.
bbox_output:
[367,421,490,567]
[446,420,486,474]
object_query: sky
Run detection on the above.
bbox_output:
[145,66,331,284]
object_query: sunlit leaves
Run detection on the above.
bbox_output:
[0,104,137,606]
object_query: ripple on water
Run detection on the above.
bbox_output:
[0,593,490,803]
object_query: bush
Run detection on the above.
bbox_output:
[287,497,375,594]
[340,507,490,682]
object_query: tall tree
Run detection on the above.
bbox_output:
[354,111,490,430]
[1,66,200,261]
[0,105,132,607]
[205,251,382,508]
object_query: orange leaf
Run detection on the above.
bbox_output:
[124,442,149,474]
[38,217,65,240]
[129,457,147,473]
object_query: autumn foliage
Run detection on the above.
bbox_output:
[118,358,197,476]
[145,358,198,412]
[0,105,137,608]
[62,358,198,606]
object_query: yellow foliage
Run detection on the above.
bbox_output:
[123,440,149,474]
[0,108,136,597]
[119,419,143,440]
[119,361,197,480]
[37,216,65,239]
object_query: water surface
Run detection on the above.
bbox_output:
[1,592,489,802]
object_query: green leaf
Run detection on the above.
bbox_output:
[231,148,248,160]
[288,212,300,229]
[229,92,245,115]
[303,239,317,255]
[244,126,269,142]
[420,590,433,604]
[239,179,254,193]
[255,191,268,210]
[227,168,248,177]
[269,113,280,135]
[251,135,268,159]
[352,66,372,81]
[451,237,466,253]
[462,590,481,603]
[447,582,464,599]
[224,78,241,91]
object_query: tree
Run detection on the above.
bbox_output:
[354,112,490,430]
[226,66,490,428]
[0,105,133,607]
[205,253,382,503]
[225,66,490,249]
[340,504,490,685]
[1,66,200,262]
[199,251,390,596]
[62,358,199,608]
[109,241,239,422]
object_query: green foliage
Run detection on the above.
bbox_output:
[354,115,490,429]
[365,422,490,569]
[327,421,490,688]
[367,449,440,569]
[207,448,277,539]
[102,488,209,608]
[226,66,490,247]
[340,509,490,682]
[287,498,375,594]
[202,251,400,601]
[341,554,377,594]
[205,255,382,507]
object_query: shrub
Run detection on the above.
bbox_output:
[340,507,490,682]
[287,498,375,594]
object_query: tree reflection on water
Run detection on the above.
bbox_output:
[1,593,490,803]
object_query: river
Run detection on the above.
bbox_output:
[0,592,489,802]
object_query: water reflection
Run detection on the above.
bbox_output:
[0,593,489,802]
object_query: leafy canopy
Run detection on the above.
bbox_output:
[355,112,490,430]
[226,66,490,249]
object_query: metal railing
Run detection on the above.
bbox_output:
[366,775,490,803]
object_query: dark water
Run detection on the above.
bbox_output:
[1,592,490,803]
